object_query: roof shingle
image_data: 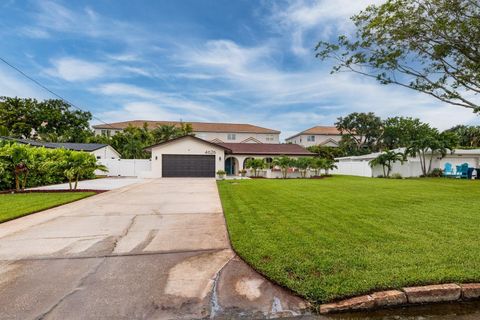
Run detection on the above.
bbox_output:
[92,120,280,134]
[286,126,341,140]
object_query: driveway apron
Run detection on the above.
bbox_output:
[0,178,307,319]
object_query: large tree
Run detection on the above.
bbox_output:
[444,125,480,147]
[382,117,433,149]
[316,0,480,112]
[0,97,92,142]
[335,112,383,155]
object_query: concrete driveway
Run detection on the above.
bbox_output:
[29,177,144,191]
[0,178,307,319]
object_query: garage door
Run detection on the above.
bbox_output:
[162,155,216,177]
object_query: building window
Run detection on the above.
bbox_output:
[266,135,274,141]
[307,135,315,142]
[227,133,236,140]
[96,156,101,160]
[101,129,111,137]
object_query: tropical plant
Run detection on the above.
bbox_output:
[272,156,293,179]
[60,151,107,190]
[405,131,458,176]
[320,158,338,175]
[245,158,265,177]
[294,157,312,178]
[0,143,30,191]
[445,125,480,147]
[216,170,226,179]
[369,150,406,178]
[239,169,247,177]
[316,0,480,112]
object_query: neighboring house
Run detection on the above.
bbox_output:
[144,135,313,178]
[285,126,342,148]
[0,137,120,160]
[334,148,480,178]
[92,120,280,144]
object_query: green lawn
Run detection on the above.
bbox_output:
[217,176,480,304]
[0,192,95,223]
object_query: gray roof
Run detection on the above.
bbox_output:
[0,136,109,152]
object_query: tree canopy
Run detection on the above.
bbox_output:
[0,97,92,142]
[316,0,480,112]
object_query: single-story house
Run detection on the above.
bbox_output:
[334,148,480,178]
[0,137,120,160]
[144,135,313,178]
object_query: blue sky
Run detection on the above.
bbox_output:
[1,0,478,139]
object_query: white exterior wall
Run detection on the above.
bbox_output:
[286,134,342,147]
[195,132,279,144]
[94,128,280,144]
[93,128,122,136]
[150,137,225,178]
[97,159,151,177]
[90,146,121,160]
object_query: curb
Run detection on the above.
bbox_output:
[319,283,480,314]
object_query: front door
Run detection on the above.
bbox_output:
[225,157,235,175]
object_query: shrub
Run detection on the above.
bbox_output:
[0,142,106,191]
[428,168,443,177]
[245,158,265,177]
[391,173,403,179]
[216,170,226,179]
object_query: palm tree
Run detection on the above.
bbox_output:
[245,158,265,177]
[62,151,107,190]
[321,158,338,175]
[152,125,180,143]
[273,156,293,179]
[369,150,405,177]
[0,143,30,191]
[294,157,312,178]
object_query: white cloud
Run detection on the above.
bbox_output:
[26,0,149,46]
[95,82,228,120]
[46,57,106,81]
[268,0,384,55]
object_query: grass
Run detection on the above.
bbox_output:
[0,192,95,223]
[217,176,480,304]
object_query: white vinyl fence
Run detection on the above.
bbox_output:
[97,159,151,177]
[331,160,373,177]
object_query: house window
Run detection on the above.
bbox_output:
[307,135,315,142]
[96,156,101,160]
[101,129,111,137]
[266,135,274,142]
[227,133,236,140]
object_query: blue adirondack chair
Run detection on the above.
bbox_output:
[455,163,469,179]
[443,163,454,177]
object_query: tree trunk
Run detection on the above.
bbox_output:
[21,172,28,191]
[68,179,72,191]
[74,174,79,190]
[427,154,434,174]
[14,174,19,192]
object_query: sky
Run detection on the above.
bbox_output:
[1,0,478,140]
